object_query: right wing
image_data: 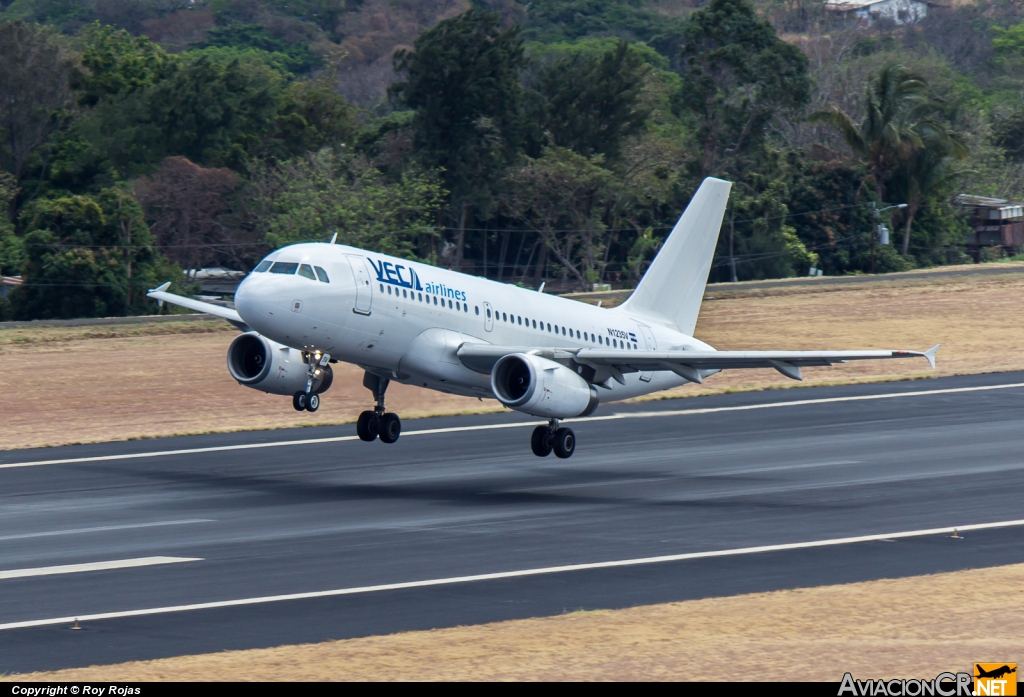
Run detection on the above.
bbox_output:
[147,282,249,331]
[457,343,939,385]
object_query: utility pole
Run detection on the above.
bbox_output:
[729,206,738,283]
[871,202,908,274]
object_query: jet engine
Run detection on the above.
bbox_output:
[227,332,332,396]
[491,353,599,418]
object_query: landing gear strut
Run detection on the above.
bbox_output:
[531,419,575,459]
[293,351,330,412]
[357,372,402,443]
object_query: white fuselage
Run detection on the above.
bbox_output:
[234,243,715,402]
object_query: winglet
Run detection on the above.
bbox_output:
[924,344,940,370]
[149,281,171,307]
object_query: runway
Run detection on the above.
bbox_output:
[2,372,1024,673]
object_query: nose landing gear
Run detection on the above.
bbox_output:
[357,372,402,443]
[293,351,331,412]
[531,419,575,458]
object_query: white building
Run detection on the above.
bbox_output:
[825,0,932,25]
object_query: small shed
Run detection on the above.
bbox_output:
[956,194,1024,255]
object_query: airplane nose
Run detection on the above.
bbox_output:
[234,274,270,323]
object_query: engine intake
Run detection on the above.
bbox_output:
[491,353,598,418]
[227,332,331,396]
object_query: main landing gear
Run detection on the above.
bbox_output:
[531,419,575,459]
[292,351,331,413]
[356,372,402,444]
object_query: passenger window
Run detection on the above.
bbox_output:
[456,301,460,311]
[584,332,588,341]
[517,316,522,325]
[485,308,490,318]
[418,292,423,302]
[254,260,272,272]
[433,296,438,305]
[477,306,481,315]
[547,323,551,332]
[270,262,298,274]
[403,289,408,298]
[562,327,566,336]
[380,284,384,293]
[387,286,392,295]
[464,303,468,313]
[576,330,581,339]
[503,313,507,322]
[532,320,536,328]
[314,266,330,283]
[599,336,603,345]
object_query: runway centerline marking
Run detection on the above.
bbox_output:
[0,556,203,581]
[1,518,1022,631]
[0,519,214,542]
[3,381,1023,471]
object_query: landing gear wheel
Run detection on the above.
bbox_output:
[553,427,575,459]
[378,412,401,444]
[292,392,307,412]
[356,410,378,442]
[305,393,320,412]
[531,425,553,457]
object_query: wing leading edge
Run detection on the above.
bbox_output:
[457,343,940,385]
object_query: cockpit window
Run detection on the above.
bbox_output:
[269,262,298,275]
[254,260,272,272]
[298,264,316,280]
[314,266,329,283]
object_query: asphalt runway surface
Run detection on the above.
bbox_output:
[3,372,1024,673]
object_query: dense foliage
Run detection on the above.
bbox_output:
[1,0,1022,319]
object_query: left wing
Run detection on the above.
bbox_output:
[457,343,939,384]
[147,282,250,331]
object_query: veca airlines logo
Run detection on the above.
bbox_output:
[974,664,1017,696]
[367,257,467,302]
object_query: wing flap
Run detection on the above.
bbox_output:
[576,347,938,376]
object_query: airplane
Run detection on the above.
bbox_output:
[148,177,939,458]
[976,665,1016,680]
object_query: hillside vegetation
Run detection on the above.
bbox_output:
[3,0,1024,319]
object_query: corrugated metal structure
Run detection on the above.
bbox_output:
[956,194,1024,256]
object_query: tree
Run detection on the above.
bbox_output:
[142,49,288,169]
[811,63,928,207]
[675,0,810,179]
[813,63,968,255]
[500,147,614,290]
[890,133,968,256]
[0,21,75,204]
[133,156,250,273]
[532,39,652,159]
[11,189,177,319]
[0,171,22,276]
[392,10,528,271]
[75,22,169,107]
[246,149,444,259]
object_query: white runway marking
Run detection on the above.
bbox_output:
[2,381,1022,471]
[1,518,1021,631]
[0,556,202,581]
[0,519,214,542]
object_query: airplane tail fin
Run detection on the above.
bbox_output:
[616,177,732,335]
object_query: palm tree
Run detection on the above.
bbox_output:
[811,64,929,206]
[890,132,969,256]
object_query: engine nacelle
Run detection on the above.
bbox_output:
[491,353,599,418]
[226,332,332,396]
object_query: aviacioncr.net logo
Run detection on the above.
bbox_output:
[839,672,973,697]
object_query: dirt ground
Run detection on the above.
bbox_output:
[3,270,1024,450]
[12,561,1022,681]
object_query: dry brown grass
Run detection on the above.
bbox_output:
[2,271,1023,451]
[13,562,1023,681]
